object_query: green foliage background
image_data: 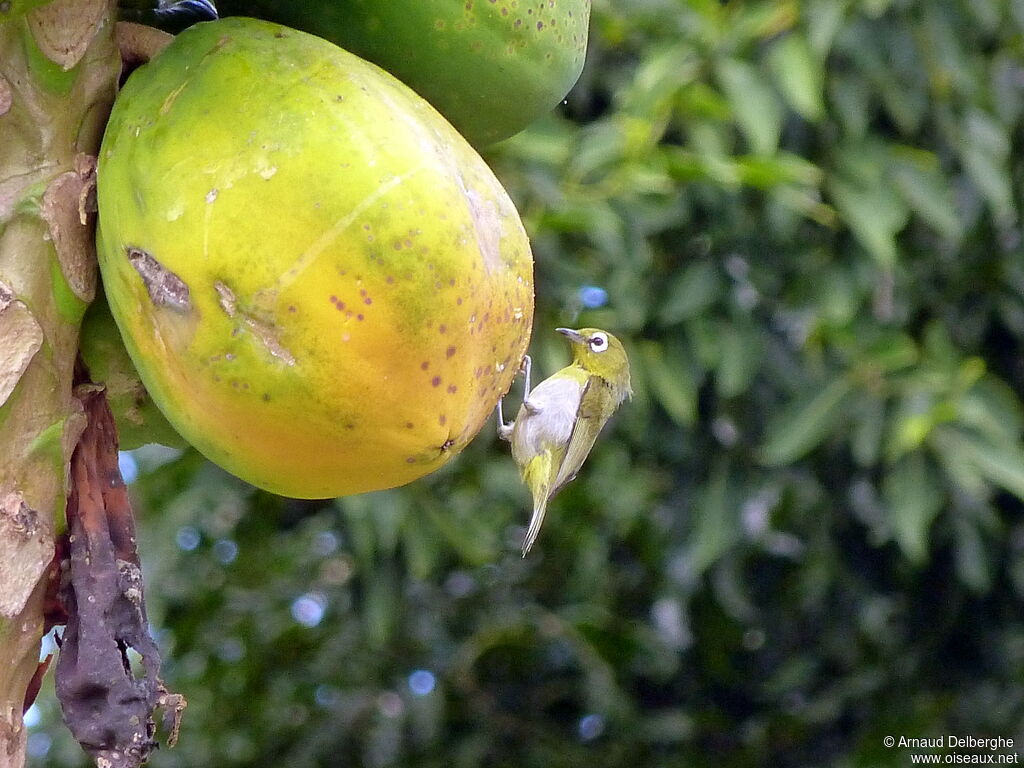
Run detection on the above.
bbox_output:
[30,0,1024,765]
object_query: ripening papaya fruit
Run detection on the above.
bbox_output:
[214,0,591,147]
[96,18,534,498]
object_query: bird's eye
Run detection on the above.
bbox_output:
[589,333,608,352]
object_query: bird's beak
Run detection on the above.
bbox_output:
[556,327,585,344]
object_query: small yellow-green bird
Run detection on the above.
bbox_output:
[498,328,632,555]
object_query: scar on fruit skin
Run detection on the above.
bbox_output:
[214,280,296,366]
[127,246,191,311]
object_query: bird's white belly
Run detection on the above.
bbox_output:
[510,376,583,461]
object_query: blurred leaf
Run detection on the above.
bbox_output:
[640,340,698,426]
[889,150,962,240]
[363,564,397,648]
[959,109,1016,225]
[619,43,699,120]
[829,161,910,267]
[954,511,993,593]
[861,332,919,374]
[767,32,825,120]
[958,376,1024,446]
[882,453,943,564]
[658,259,722,325]
[716,59,784,155]
[686,462,739,577]
[827,72,871,139]
[401,506,440,580]
[950,430,1024,502]
[734,152,823,189]
[805,0,847,56]
[759,376,855,465]
[716,323,762,398]
[850,393,886,467]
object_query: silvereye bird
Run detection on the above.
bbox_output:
[498,328,632,555]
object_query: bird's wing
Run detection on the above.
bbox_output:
[549,376,606,497]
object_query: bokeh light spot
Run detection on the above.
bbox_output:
[578,713,605,741]
[408,669,436,696]
[291,592,327,627]
[579,285,608,309]
[176,526,201,551]
[213,539,238,564]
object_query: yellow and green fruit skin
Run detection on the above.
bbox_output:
[79,291,187,451]
[96,17,534,498]
[215,0,591,147]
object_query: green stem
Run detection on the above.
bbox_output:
[0,2,118,766]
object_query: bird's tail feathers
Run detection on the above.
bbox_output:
[521,453,553,557]
[522,497,549,557]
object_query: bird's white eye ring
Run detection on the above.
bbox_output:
[589,332,608,352]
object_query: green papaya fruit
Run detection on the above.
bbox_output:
[215,0,591,147]
[79,292,187,450]
[96,18,534,498]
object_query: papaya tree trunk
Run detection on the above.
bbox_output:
[0,2,118,765]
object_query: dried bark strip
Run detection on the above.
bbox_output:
[0,287,44,410]
[0,494,50,618]
[55,388,184,768]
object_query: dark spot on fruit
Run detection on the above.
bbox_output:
[364,298,372,305]
[421,361,430,370]
[288,305,297,313]
[447,385,457,394]
[440,439,455,451]
[432,376,442,387]
[357,313,364,321]
[263,393,270,402]
[447,346,457,358]
[405,422,414,429]
[439,415,447,426]
[126,246,191,311]
[457,297,463,305]
[336,302,346,311]
[439,324,447,334]
[360,289,367,297]
[345,423,355,430]
[386,276,394,284]
[406,457,416,464]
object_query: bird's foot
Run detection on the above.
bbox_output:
[521,355,533,401]
[496,399,513,440]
